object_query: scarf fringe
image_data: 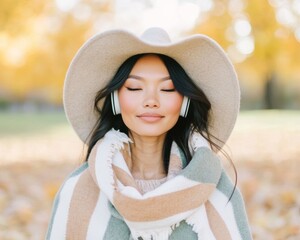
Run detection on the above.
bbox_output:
[185,205,216,240]
[130,224,179,240]
[97,129,132,196]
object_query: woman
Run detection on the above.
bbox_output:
[46,28,252,239]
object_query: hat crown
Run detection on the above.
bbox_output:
[140,27,171,45]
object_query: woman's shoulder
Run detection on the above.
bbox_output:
[53,161,90,201]
[63,161,89,184]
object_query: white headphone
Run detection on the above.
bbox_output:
[111,90,190,117]
[180,96,190,118]
[111,90,121,115]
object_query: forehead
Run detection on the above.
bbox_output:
[130,54,169,77]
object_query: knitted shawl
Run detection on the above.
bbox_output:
[46,129,252,240]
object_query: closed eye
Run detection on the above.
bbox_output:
[126,87,142,91]
[161,89,175,92]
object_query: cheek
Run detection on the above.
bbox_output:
[118,89,137,114]
[164,94,183,114]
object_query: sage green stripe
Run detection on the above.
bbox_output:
[45,162,89,239]
[103,216,130,239]
[170,220,197,239]
[178,147,188,168]
[217,170,252,240]
[181,147,221,184]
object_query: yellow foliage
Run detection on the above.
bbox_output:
[193,0,300,89]
[0,0,299,104]
[0,0,113,104]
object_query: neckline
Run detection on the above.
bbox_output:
[134,177,167,182]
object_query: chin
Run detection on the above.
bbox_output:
[130,128,169,138]
[125,120,178,138]
[135,131,166,137]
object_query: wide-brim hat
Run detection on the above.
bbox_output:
[64,27,240,148]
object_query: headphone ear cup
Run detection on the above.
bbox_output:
[111,90,121,115]
[180,96,190,117]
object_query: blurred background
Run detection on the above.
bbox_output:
[0,0,299,239]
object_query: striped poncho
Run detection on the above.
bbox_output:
[46,129,252,239]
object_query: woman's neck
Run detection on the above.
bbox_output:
[129,132,167,180]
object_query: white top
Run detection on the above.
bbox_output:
[135,178,167,194]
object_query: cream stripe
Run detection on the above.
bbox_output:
[114,165,200,198]
[143,175,204,198]
[86,192,112,239]
[186,205,216,240]
[95,140,117,200]
[49,173,81,240]
[125,209,195,229]
[66,170,99,239]
[209,190,242,239]
[198,205,216,240]
[117,175,202,200]
[115,146,132,175]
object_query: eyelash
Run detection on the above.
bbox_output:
[126,87,175,92]
[126,87,141,91]
[161,89,175,92]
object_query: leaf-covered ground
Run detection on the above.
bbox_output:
[0,110,299,239]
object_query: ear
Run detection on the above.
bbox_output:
[180,96,190,117]
[111,90,121,115]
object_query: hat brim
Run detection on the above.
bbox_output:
[64,29,240,147]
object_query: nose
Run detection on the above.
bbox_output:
[143,90,160,108]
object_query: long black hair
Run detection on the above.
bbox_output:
[85,53,236,198]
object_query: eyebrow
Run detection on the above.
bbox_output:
[128,74,171,81]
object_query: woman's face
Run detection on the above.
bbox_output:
[118,54,184,137]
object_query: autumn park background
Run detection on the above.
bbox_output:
[1,0,300,239]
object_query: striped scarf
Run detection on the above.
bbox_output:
[46,129,252,240]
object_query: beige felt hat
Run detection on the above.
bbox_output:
[63,27,240,145]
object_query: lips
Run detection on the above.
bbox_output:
[137,113,164,122]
